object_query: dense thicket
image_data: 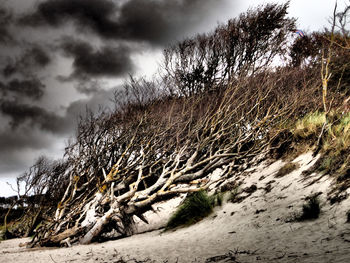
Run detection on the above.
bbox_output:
[2,2,349,246]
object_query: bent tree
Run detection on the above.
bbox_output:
[29,69,307,247]
[27,3,315,247]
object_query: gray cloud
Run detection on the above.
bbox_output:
[0,78,45,100]
[2,45,51,77]
[0,129,51,174]
[0,7,13,43]
[19,0,117,31]
[65,87,116,116]
[0,86,116,177]
[0,99,72,133]
[19,0,225,45]
[59,38,134,80]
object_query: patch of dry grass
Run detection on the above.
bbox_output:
[293,112,326,139]
[275,162,300,178]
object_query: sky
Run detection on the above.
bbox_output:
[0,0,345,197]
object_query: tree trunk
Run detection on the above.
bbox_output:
[80,203,119,244]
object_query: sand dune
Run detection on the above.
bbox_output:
[1,152,350,263]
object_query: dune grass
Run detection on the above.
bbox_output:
[0,225,5,241]
[293,111,326,139]
[209,192,224,207]
[298,194,321,221]
[165,190,213,230]
[324,113,350,154]
[293,112,349,178]
[275,162,299,178]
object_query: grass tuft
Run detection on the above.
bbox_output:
[209,192,224,207]
[298,194,321,221]
[325,112,350,154]
[228,186,240,203]
[293,111,325,139]
[275,162,299,178]
[166,190,213,230]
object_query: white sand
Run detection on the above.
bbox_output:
[1,152,350,263]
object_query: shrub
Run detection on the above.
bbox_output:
[165,190,213,230]
[298,194,321,221]
[275,162,299,178]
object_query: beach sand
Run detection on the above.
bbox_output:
[1,152,350,263]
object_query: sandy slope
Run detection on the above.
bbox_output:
[1,152,350,263]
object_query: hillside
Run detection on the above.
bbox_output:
[1,2,350,262]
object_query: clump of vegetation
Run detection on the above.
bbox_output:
[293,112,326,139]
[244,184,258,194]
[228,186,240,203]
[297,194,321,221]
[166,190,213,230]
[210,192,224,207]
[346,210,350,223]
[275,162,299,178]
[324,113,350,155]
[319,156,334,172]
[0,225,4,241]
[291,111,350,200]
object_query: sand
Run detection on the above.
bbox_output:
[1,152,350,263]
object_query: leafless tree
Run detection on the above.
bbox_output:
[3,157,69,238]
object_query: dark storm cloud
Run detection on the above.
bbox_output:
[2,45,51,77]
[0,100,71,133]
[0,7,13,43]
[0,128,47,152]
[59,38,134,79]
[23,46,51,68]
[116,0,211,43]
[0,87,116,176]
[19,0,117,31]
[0,128,51,174]
[19,0,222,45]
[0,78,45,100]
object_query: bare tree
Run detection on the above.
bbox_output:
[3,157,69,238]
